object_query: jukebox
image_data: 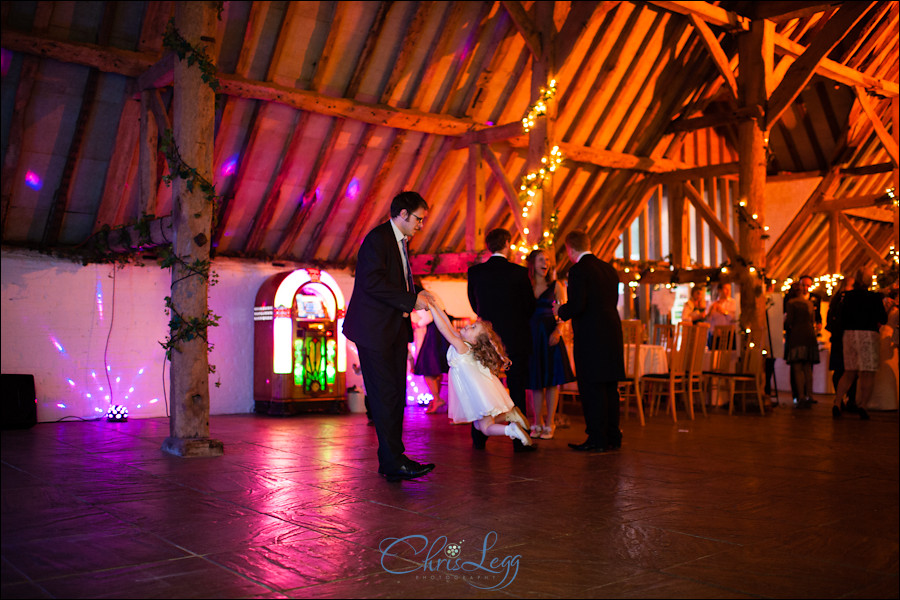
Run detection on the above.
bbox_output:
[254,268,347,415]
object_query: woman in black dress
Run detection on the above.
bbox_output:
[525,249,574,439]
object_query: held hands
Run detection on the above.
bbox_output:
[414,290,430,311]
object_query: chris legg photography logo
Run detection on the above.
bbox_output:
[379,530,520,590]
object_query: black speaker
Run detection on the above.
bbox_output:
[2,374,38,430]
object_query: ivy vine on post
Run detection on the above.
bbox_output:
[158,17,224,385]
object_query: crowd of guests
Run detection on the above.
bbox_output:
[343,190,896,483]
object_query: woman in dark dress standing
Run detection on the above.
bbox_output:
[525,249,574,439]
[413,311,452,414]
[784,275,820,407]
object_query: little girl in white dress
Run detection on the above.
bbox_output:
[425,293,532,445]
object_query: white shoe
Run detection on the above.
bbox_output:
[540,424,556,440]
[505,423,533,446]
[504,406,530,431]
[530,424,542,438]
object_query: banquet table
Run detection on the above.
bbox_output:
[625,344,668,376]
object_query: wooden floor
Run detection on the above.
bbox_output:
[2,393,898,599]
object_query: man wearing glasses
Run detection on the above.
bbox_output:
[343,191,434,481]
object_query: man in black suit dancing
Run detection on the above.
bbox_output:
[343,191,435,481]
[467,228,537,452]
[554,230,625,452]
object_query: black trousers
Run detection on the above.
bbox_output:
[577,379,621,448]
[472,352,529,447]
[357,337,408,472]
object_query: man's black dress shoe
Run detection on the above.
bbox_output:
[568,440,605,452]
[381,461,435,482]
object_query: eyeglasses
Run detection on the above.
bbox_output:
[407,212,425,224]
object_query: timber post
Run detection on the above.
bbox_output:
[162,1,223,458]
[736,19,770,350]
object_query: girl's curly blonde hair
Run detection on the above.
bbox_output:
[470,320,512,377]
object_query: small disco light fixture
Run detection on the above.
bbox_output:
[106,405,129,422]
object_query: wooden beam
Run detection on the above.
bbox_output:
[135,51,175,92]
[855,86,900,166]
[752,2,843,22]
[683,181,739,260]
[666,106,761,134]
[767,2,873,128]
[482,144,527,237]
[668,182,688,268]
[841,162,895,176]
[814,193,892,212]
[500,0,543,59]
[688,13,738,102]
[837,212,888,266]
[653,162,740,182]
[828,210,840,274]
[452,121,524,150]
[645,2,899,97]
[466,143,486,253]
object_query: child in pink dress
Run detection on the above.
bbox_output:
[425,293,532,445]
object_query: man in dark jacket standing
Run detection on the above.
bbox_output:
[554,230,625,452]
[467,228,537,452]
[343,191,434,481]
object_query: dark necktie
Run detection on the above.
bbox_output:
[401,237,415,293]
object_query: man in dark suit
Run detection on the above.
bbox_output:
[554,230,625,452]
[467,228,537,452]
[343,191,435,481]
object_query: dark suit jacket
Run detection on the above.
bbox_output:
[557,254,625,382]
[467,255,535,357]
[343,221,418,350]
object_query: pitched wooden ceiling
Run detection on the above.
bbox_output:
[1,1,897,280]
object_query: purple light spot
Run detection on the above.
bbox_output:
[485,121,494,126]
[115,377,121,383]
[50,337,65,354]
[150,398,159,404]
[1,48,11,76]
[221,156,238,177]
[346,178,360,200]
[224,230,233,237]
[67,379,75,386]
[128,387,134,393]
[138,368,144,375]
[25,171,42,190]
[57,403,67,409]
[86,393,92,398]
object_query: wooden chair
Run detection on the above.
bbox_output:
[619,319,646,426]
[702,325,739,406]
[642,323,698,422]
[686,322,710,417]
[707,337,768,415]
[650,322,676,350]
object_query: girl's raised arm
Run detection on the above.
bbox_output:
[427,296,469,354]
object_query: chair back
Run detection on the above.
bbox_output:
[621,320,644,379]
[708,325,738,372]
[651,322,675,350]
[669,323,694,374]
[688,322,710,375]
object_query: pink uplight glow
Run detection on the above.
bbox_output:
[221,156,238,177]
[346,178,360,200]
[25,171,43,190]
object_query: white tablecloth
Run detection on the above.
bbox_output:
[626,344,668,376]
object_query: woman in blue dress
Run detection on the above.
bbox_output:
[526,249,574,439]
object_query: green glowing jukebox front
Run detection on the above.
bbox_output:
[253,268,347,415]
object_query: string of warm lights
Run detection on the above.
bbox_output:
[522,79,557,132]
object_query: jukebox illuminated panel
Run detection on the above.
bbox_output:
[254,269,346,415]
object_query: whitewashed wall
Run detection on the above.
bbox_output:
[1,248,473,423]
